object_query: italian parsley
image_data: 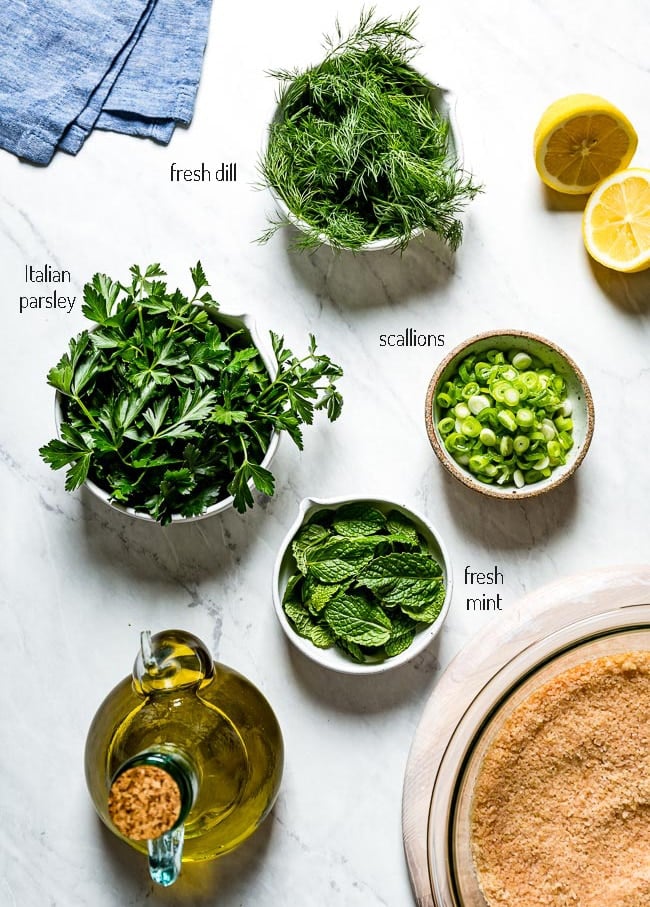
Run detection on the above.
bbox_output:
[40,264,343,523]
[260,8,480,251]
[283,503,446,663]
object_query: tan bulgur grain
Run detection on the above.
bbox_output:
[471,651,650,906]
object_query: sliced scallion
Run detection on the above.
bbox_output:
[435,347,574,489]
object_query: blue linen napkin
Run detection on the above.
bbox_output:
[0,0,213,164]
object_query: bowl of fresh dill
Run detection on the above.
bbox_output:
[260,10,479,253]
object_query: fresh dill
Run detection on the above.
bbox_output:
[260,8,480,252]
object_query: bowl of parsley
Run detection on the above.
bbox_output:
[41,263,343,525]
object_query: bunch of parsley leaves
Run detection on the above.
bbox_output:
[40,264,343,523]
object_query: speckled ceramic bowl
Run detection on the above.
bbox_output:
[272,495,453,675]
[54,311,280,524]
[267,80,463,252]
[425,330,595,499]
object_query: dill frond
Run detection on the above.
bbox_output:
[259,9,480,251]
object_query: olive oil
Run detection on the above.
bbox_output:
[85,630,283,882]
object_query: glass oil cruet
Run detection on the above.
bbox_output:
[85,629,284,886]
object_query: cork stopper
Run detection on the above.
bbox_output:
[108,765,182,841]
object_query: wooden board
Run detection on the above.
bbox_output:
[402,564,650,907]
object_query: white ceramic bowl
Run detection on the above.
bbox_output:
[272,495,453,675]
[268,81,462,252]
[54,311,280,523]
[425,330,595,500]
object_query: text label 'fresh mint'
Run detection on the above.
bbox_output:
[170,162,237,182]
[20,263,76,314]
[465,564,504,611]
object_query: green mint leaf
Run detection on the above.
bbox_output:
[282,573,303,605]
[399,583,446,623]
[337,638,366,662]
[332,503,386,537]
[385,510,421,547]
[291,522,330,574]
[309,622,336,648]
[359,553,443,607]
[305,581,342,615]
[385,614,417,656]
[324,593,392,646]
[304,539,377,583]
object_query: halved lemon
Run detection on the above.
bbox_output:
[534,94,637,194]
[583,167,650,272]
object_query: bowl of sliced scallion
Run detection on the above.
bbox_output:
[272,496,452,675]
[425,331,595,499]
[260,10,478,253]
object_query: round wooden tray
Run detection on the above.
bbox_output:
[401,564,650,907]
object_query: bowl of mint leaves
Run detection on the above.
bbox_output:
[273,496,452,674]
[40,264,343,525]
[260,10,479,252]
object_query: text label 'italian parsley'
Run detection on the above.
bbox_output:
[40,264,343,523]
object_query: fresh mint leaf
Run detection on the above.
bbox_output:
[386,510,421,547]
[305,581,341,615]
[305,539,377,583]
[324,593,392,646]
[332,503,386,537]
[385,614,417,656]
[399,583,446,623]
[359,552,443,607]
[291,522,330,574]
[283,599,334,648]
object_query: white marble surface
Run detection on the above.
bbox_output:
[1,1,649,905]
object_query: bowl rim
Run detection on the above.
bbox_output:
[424,328,595,500]
[267,78,462,252]
[53,309,280,524]
[271,494,454,675]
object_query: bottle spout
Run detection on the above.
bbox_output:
[148,825,185,887]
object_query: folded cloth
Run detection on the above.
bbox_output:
[0,0,213,164]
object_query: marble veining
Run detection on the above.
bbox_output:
[1,1,650,904]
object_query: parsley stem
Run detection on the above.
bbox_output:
[73,395,101,431]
